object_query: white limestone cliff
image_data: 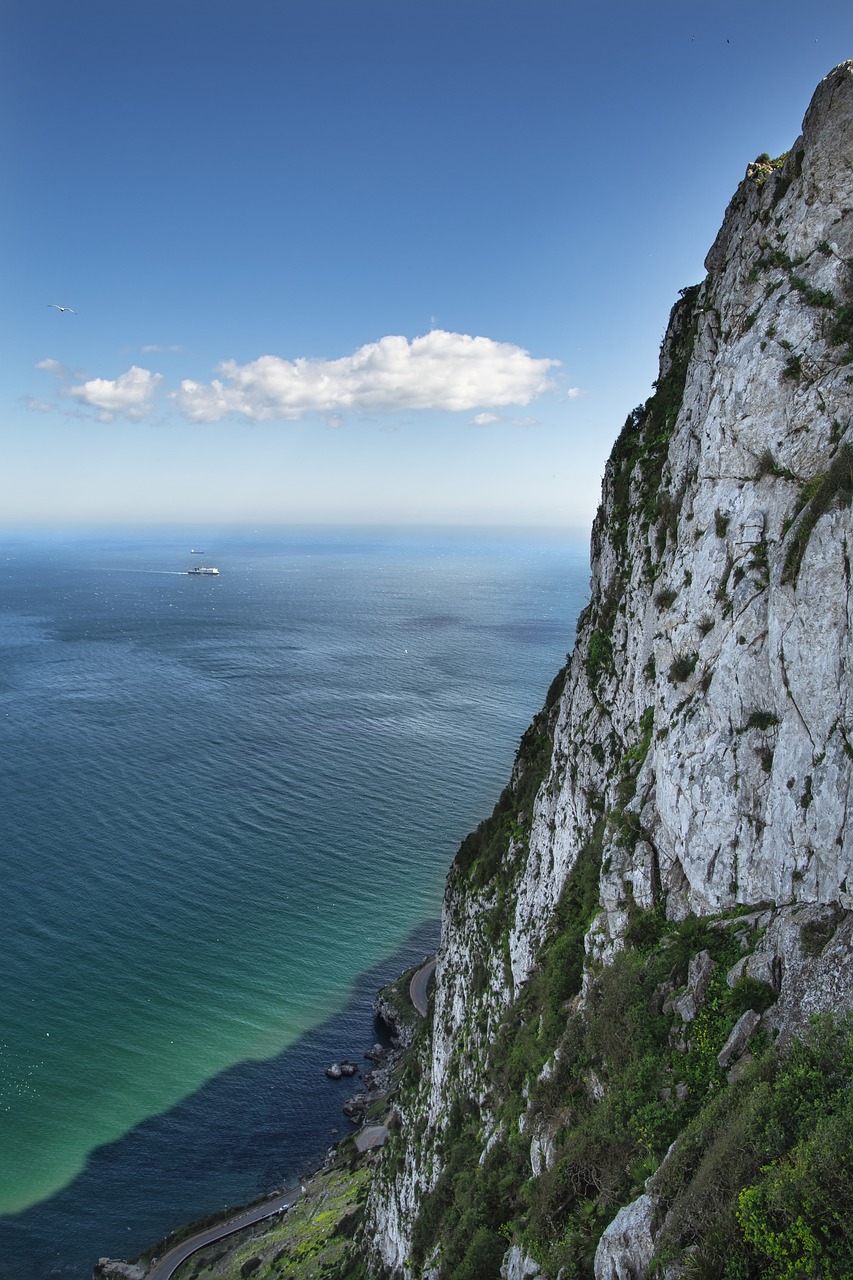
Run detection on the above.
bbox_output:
[366,61,853,1280]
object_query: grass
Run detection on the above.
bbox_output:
[171,1167,371,1280]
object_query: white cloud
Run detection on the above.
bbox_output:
[27,399,55,413]
[175,330,558,423]
[566,387,583,400]
[68,366,162,420]
[511,416,538,429]
[470,412,502,426]
[35,358,64,374]
[142,344,185,353]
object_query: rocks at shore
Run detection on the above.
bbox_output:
[339,966,426,1122]
[324,1060,359,1080]
[94,1262,147,1280]
[343,1065,395,1122]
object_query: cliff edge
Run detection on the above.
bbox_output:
[364,61,853,1280]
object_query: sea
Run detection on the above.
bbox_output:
[0,526,589,1279]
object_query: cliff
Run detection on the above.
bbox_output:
[364,62,853,1280]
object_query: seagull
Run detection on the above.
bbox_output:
[48,304,77,314]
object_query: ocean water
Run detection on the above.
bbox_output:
[0,526,589,1279]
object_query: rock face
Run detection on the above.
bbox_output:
[365,62,853,1280]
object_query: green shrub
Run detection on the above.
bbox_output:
[669,652,699,683]
[586,629,614,686]
[744,711,780,732]
[782,444,853,585]
[654,1016,853,1278]
[737,1094,853,1278]
[800,907,844,957]
[729,976,777,1016]
[453,1227,507,1280]
[829,302,853,359]
[782,354,803,382]
[789,275,835,308]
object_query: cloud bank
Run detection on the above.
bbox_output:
[175,330,558,422]
[34,331,560,424]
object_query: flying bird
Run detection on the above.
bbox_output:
[48,304,77,314]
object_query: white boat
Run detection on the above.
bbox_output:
[187,565,219,576]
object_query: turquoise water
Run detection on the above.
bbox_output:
[0,526,589,1277]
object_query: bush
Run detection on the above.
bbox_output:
[783,444,853,584]
[743,711,780,732]
[654,1016,853,1277]
[829,302,853,359]
[800,907,844,957]
[782,354,803,382]
[453,1227,507,1280]
[737,1070,853,1277]
[669,652,699,683]
[729,976,777,1016]
[586,629,614,686]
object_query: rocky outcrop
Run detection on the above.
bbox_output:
[594,1195,657,1280]
[500,1247,541,1280]
[366,62,853,1280]
[93,1263,147,1280]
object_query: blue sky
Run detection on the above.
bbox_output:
[2,0,851,529]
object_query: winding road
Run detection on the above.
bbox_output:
[409,956,436,1017]
[144,1187,301,1280]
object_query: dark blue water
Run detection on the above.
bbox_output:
[0,526,588,1278]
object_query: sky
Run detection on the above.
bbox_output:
[2,0,851,530]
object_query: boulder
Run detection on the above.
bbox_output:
[671,951,716,1023]
[717,1009,761,1069]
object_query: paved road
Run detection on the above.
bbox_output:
[409,957,436,1017]
[355,1122,389,1152]
[144,1186,301,1280]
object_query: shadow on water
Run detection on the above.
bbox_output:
[0,920,439,1280]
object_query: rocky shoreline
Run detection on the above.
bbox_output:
[340,973,422,1125]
